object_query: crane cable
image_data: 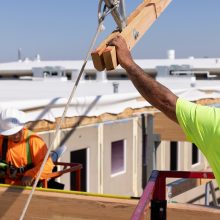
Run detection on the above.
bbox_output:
[19,1,123,219]
[19,16,106,220]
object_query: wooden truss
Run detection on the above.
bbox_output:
[91,0,172,71]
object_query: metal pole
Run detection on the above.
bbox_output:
[119,0,127,26]
[151,200,167,220]
[104,0,126,30]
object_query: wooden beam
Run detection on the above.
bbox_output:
[91,0,172,71]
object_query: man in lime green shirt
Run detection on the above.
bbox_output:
[176,98,220,187]
[110,35,220,187]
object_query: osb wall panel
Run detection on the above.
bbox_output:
[25,98,218,142]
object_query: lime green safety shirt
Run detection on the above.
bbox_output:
[176,98,220,187]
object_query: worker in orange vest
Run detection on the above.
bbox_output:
[0,108,54,186]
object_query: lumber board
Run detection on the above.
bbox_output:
[0,185,137,220]
[167,203,220,220]
[91,0,172,71]
[137,203,220,220]
[1,185,220,219]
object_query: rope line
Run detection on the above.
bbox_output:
[19,21,104,220]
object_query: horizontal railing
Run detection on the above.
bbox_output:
[131,170,215,220]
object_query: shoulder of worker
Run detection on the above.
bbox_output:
[23,127,46,144]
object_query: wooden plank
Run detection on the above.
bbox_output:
[0,185,137,219]
[91,0,172,71]
[132,198,220,220]
[167,203,220,220]
[153,112,187,141]
[103,46,118,70]
[3,185,220,220]
[91,32,119,71]
[91,0,157,71]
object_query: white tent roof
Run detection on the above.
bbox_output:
[1,78,220,123]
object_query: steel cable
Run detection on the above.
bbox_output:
[19,20,105,220]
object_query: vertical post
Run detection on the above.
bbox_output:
[98,123,104,193]
[132,117,139,197]
[112,82,119,93]
[146,115,154,183]
[151,172,167,220]
[131,170,159,220]
[141,114,147,189]
[151,200,167,220]
[42,179,47,188]
[146,114,161,181]
[76,169,81,191]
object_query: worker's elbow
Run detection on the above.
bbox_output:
[161,95,178,123]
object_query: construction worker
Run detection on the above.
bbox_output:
[110,35,220,188]
[0,108,54,186]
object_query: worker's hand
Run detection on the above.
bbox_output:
[108,35,134,69]
[21,175,34,186]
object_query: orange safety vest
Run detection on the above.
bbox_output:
[0,128,54,185]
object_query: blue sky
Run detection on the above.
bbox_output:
[0,0,219,62]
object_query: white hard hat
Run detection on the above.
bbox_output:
[0,108,26,136]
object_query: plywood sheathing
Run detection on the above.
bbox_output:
[1,185,220,219]
[167,203,220,220]
[154,112,186,141]
[25,107,155,132]
[0,186,137,220]
[154,98,220,141]
[195,97,220,105]
[26,98,220,141]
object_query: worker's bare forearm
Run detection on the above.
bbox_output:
[109,35,178,122]
[124,61,178,122]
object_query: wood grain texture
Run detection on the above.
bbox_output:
[0,186,137,220]
[1,185,219,219]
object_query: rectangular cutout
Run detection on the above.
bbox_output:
[111,140,125,175]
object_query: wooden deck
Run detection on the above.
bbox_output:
[0,185,137,220]
[144,203,220,220]
[1,185,220,219]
